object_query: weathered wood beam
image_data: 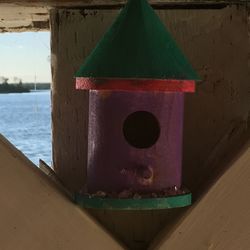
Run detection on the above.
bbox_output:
[0,134,124,250]
[0,0,246,32]
[150,142,250,250]
[0,5,49,32]
[0,0,248,9]
[0,0,248,7]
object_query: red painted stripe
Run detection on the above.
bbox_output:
[75,78,195,92]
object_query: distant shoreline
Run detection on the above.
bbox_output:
[22,83,51,90]
[0,83,51,93]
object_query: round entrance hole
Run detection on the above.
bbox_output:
[123,111,160,149]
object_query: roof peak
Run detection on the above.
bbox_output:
[75,0,199,80]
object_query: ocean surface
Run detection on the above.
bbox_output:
[0,90,52,165]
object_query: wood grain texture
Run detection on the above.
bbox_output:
[151,142,250,250]
[0,0,246,32]
[50,9,94,192]
[0,134,123,250]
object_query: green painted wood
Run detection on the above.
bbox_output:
[75,193,192,210]
[75,0,199,80]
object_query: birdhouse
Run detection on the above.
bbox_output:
[75,0,199,210]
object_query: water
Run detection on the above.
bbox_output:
[0,90,52,166]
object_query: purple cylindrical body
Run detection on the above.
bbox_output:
[87,90,184,194]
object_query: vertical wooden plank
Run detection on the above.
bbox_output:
[50,9,117,192]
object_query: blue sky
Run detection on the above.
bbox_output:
[0,32,51,83]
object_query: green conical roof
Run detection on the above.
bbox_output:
[75,0,199,80]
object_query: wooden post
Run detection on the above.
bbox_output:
[50,6,250,249]
[50,9,114,192]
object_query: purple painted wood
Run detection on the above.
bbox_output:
[87,90,184,194]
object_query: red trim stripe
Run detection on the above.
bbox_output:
[75,78,195,93]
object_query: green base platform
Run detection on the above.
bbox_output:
[75,192,192,210]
